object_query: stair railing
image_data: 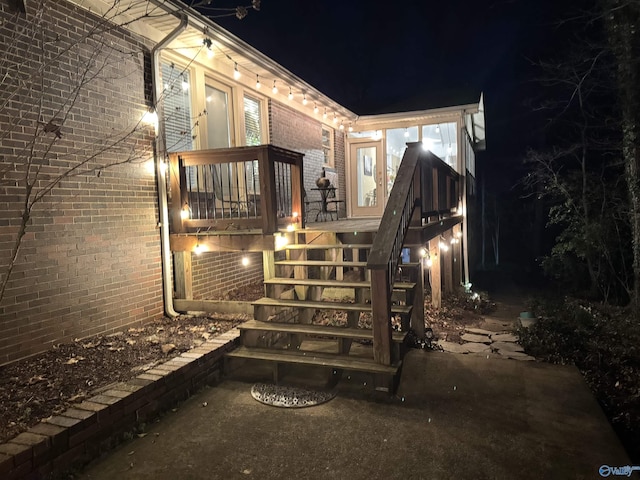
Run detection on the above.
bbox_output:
[367,142,423,366]
[367,143,461,365]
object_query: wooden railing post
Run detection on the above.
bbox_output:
[370,269,393,365]
[290,154,304,228]
[443,231,453,294]
[169,153,187,234]
[258,147,277,234]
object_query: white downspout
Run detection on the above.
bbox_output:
[151,14,188,318]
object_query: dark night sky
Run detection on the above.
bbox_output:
[212,0,572,163]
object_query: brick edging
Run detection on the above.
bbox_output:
[0,329,241,480]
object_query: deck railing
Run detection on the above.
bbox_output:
[367,142,460,365]
[169,145,304,235]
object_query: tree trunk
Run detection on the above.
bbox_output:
[603,0,640,313]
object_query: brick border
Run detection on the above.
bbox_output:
[0,329,240,479]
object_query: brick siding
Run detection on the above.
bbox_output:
[0,0,163,365]
[190,252,263,300]
[269,101,347,218]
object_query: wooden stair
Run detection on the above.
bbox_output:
[225,232,421,392]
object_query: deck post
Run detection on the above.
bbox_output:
[411,251,425,338]
[370,268,393,365]
[443,231,453,294]
[429,239,441,308]
[453,223,462,288]
[173,251,193,300]
[258,147,277,235]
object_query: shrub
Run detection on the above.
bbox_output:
[518,297,640,461]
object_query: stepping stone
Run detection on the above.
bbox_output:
[492,341,524,353]
[460,333,492,344]
[490,333,518,342]
[502,351,536,361]
[465,328,493,336]
[439,341,471,354]
[465,342,491,353]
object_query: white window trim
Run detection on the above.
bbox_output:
[322,125,335,167]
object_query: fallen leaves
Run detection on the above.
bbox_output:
[0,314,245,444]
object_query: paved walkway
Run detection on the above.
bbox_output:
[78,349,630,480]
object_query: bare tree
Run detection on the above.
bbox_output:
[0,0,254,306]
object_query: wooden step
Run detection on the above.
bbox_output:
[226,346,399,375]
[263,278,416,290]
[284,243,372,250]
[275,260,368,267]
[252,297,412,315]
[238,319,407,343]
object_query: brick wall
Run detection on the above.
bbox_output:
[190,252,263,300]
[0,0,163,365]
[269,101,347,218]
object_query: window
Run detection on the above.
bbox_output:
[421,122,458,171]
[161,62,193,153]
[322,126,334,166]
[386,126,418,197]
[205,81,232,149]
[243,95,262,146]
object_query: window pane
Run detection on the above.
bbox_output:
[244,95,262,146]
[421,122,458,170]
[386,126,418,197]
[322,127,333,165]
[205,84,231,149]
[161,63,193,153]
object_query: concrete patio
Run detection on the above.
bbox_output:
[78,349,630,480]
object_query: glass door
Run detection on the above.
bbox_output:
[349,141,384,217]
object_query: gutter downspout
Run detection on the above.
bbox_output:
[151,13,188,318]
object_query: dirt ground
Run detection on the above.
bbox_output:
[0,282,489,445]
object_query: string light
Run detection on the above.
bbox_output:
[241,256,250,266]
[194,244,203,255]
[272,80,278,94]
[323,108,327,119]
[288,87,294,100]
[404,128,409,138]
[181,74,189,91]
[233,62,240,79]
[302,94,308,105]
[339,121,344,131]
[314,103,319,114]
[255,74,261,89]
[332,113,338,124]
[348,122,353,132]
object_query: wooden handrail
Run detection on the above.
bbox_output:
[367,143,462,365]
[367,142,423,366]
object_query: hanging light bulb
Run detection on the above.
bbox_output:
[404,128,409,138]
[241,256,250,267]
[233,63,241,80]
[323,108,327,119]
[255,74,261,89]
[436,124,440,133]
[194,244,203,255]
[332,113,338,124]
[348,122,353,132]
[288,87,294,100]
[272,80,278,94]
[181,74,189,91]
[339,121,344,131]
[314,103,319,114]
[302,94,308,105]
